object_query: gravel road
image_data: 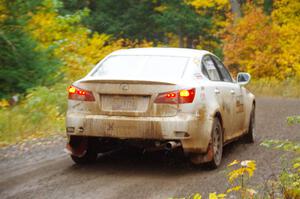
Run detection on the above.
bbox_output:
[0,97,299,199]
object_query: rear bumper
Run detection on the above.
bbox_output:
[66,112,213,153]
[66,112,196,139]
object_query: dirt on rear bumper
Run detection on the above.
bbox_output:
[66,112,213,153]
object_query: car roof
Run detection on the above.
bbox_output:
[110,47,212,58]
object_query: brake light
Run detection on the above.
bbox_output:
[154,88,195,104]
[180,90,191,97]
[67,85,95,101]
[179,89,195,103]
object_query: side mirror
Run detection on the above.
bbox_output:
[237,72,251,85]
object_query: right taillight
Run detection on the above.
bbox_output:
[154,88,195,104]
[67,85,95,101]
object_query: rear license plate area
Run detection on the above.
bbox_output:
[112,96,137,111]
[101,95,149,112]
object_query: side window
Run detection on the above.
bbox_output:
[211,56,233,82]
[202,55,221,81]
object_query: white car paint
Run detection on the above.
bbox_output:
[66,47,255,166]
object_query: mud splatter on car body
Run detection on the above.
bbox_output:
[66,48,255,166]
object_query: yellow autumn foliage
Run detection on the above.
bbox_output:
[187,0,231,52]
[26,1,152,81]
[223,2,300,80]
[208,193,226,199]
[186,0,231,30]
[228,160,256,183]
[0,0,7,22]
[272,0,300,79]
[27,10,116,80]
[185,0,229,10]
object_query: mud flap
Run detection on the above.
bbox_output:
[190,142,214,164]
[65,136,88,157]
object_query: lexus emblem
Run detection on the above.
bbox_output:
[120,84,129,91]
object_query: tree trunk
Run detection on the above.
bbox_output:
[163,35,169,46]
[264,0,273,15]
[178,31,184,48]
[230,0,242,22]
[88,0,97,11]
[186,36,193,48]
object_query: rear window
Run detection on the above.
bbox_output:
[91,55,189,79]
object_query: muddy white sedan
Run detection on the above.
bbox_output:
[66,48,255,168]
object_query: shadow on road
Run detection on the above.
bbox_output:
[64,139,255,177]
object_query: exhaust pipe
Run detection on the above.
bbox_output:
[165,141,181,151]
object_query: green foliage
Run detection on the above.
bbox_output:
[66,0,161,41]
[0,28,60,98]
[1,0,42,21]
[0,83,67,146]
[155,0,213,47]
[263,0,273,15]
[60,0,215,47]
[0,0,61,98]
[261,140,300,153]
[287,116,300,125]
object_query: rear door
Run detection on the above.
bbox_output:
[211,56,245,138]
[202,55,235,141]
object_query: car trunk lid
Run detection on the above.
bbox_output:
[77,78,179,117]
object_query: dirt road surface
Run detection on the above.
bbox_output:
[0,97,299,199]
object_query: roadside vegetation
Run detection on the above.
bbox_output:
[173,116,300,199]
[0,0,299,150]
[0,1,299,197]
[247,78,300,98]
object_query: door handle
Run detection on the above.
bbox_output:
[214,88,220,94]
[230,89,235,95]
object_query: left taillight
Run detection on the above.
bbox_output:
[67,85,95,101]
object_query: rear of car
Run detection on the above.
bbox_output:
[67,50,206,143]
[66,49,216,160]
[65,48,257,168]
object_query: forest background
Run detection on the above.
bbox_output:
[0,0,299,145]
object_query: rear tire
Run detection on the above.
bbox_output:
[71,150,97,164]
[207,117,223,169]
[70,137,98,164]
[189,117,223,169]
[244,106,255,143]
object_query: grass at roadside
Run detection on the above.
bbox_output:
[0,83,66,147]
[247,78,300,98]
